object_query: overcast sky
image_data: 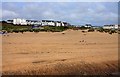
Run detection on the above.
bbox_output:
[1,2,118,26]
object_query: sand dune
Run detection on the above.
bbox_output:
[2,30,118,75]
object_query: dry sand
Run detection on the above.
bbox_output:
[2,30,119,75]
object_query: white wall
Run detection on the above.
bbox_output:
[56,22,61,26]
[115,25,119,29]
[103,25,118,29]
[21,19,27,25]
[13,18,27,25]
[47,22,55,26]
[13,18,42,25]
[42,22,48,26]
[103,26,113,29]
[12,19,69,26]
[41,21,55,26]
[61,22,65,26]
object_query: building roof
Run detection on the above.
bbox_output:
[104,25,115,27]
[42,20,54,22]
[56,21,61,23]
[63,22,68,24]
[26,20,40,22]
[7,20,13,22]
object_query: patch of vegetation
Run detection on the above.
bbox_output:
[43,26,69,32]
[110,29,117,33]
[104,29,110,33]
[33,29,40,33]
[1,22,73,33]
[2,23,32,31]
[88,28,95,32]
[1,22,119,34]
[108,29,117,35]
[79,26,88,30]
[72,27,80,30]
[96,27,104,32]
[1,22,32,33]
[82,31,85,33]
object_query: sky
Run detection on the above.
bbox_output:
[1,2,119,26]
[1,0,120,2]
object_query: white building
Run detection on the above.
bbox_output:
[13,18,27,25]
[12,18,42,25]
[115,24,119,29]
[41,20,54,26]
[103,24,120,29]
[84,24,92,28]
[55,21,62,26]
[6,20,13,24]
[7,18,70,26]
[26,20,41,25]
[41,20,70,26]
[63,22,70,26]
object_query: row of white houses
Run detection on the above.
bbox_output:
[6,18,70,26]
[103,24,120,29]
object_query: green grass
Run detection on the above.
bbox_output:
[1,22,119,34]
[1,22,71,33]
[88,28,95,32]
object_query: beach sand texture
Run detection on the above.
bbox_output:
[2,30,119,75]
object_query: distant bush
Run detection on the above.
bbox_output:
[1,22,77,33]
[43,26,69,32]
[118,29,120,34]
[19,30,23,33]
[108,29,117,34]
[97,27,104,32]
[67,26,75,29]
[2,22,32,32]
[82,31,85,33]
[40,29,47,32]
[104,29,110,33]
[12,29,19,33]
[73,27,80,30]
[33,29,40,33]
[88,28,95,32]
[7,30,13,33]
[79,26,87,30]
[109,31,112,34]
[111,29,117,33]
[28,29,33,32]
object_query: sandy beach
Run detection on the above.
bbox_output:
[2,30,118,75]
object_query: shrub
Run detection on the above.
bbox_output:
[110,29,116,33]
[82,31,85,33]
[80,26,87,30]
[73,27,79,30]
[29,29,34,32]
[104,29,110,33]
[43,26,68,32]
[88,28,95,32]
[40,29,47,32]
[12,29,19,33]
[109,32,112,34]
[97,27,104,32]
[7,30,13,33]
[19,30,24,33]
[62,33,65,34]
[33,29,40,33]
[67,26,74,29]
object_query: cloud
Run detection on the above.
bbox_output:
[2,10,19,19]
[2,0,120,2]
[2,2,118,26]
[0,9,2,19]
